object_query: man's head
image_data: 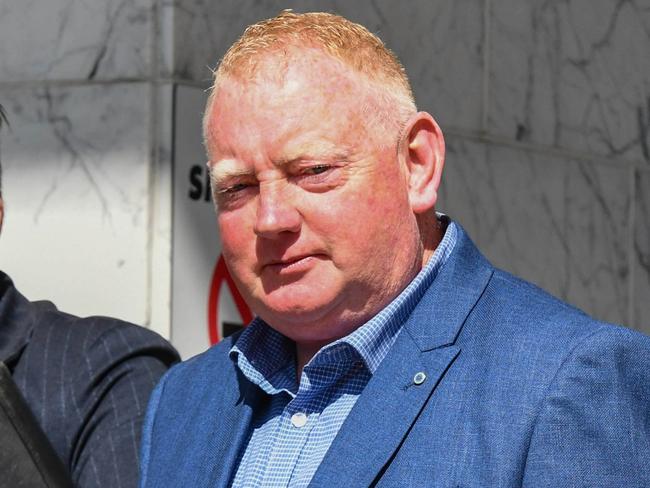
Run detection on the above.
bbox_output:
[203,11,445,356]
[204,10,416,150]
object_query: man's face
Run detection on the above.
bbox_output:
[205,51,422,347]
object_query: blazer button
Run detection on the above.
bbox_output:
[413,372,427,385]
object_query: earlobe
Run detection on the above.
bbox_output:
[401,112,445,214]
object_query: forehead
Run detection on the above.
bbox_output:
[205,50,375,158]
[227,47,363,102]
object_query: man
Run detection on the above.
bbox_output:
[140,11,650,487]
[0,105,180,486]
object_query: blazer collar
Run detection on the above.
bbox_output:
[309,225,494,488]
[0,271,37,368]
[404,224,494,352]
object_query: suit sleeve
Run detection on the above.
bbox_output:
[69,322,179,488]
[139,370,168,488]
[522,326,650,487]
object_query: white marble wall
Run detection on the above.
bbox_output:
[490,0,650,162]
[168,0,649,332]
[0,0,170,336]
[439,136,632,325]
[486,0,649,330]
[0,83,151,322]
[0,0,152,82]
[170,0,485,130]
[635,170,650,329]
[0,0,648,338]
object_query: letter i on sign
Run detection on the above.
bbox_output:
[207,255,253,344]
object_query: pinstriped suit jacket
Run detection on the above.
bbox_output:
[0,271,179,488]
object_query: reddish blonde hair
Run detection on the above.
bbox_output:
[204,10,417,145]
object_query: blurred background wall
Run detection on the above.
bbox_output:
[0,1,648,354]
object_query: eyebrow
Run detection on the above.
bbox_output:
[208,145,353,183]
[208,160,253,185]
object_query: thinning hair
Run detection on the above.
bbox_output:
[203,10,417,146]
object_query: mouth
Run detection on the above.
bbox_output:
[264,254,326,274]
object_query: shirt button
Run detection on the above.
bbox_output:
[291,412,308,428]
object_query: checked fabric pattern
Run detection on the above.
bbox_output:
[230,219,458,487]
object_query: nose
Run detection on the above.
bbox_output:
[253,182,301,239]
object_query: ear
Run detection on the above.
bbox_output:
[399,112,445,214]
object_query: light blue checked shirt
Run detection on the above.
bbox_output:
[230,219,458,487]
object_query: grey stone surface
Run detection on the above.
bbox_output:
[171,0,485,130]
[634,169,650,333]
[440,136,568,301]
[0,83,151,323]
[0,0,152,82]
[564,161,631,325]
[489,0,650,163]
[0,0,647,339]
[440,134,632,326]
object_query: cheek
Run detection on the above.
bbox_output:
[218,212,254,259]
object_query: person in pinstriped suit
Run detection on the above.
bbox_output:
[0,105,180,487]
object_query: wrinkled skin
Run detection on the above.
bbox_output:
[205,50,444,366]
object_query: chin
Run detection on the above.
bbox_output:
[259,294,368,346]
[262,298,333,323]
[257,276,339,311]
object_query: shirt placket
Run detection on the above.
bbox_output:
[260,395,319,488]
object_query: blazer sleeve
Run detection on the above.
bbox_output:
[139,370,168,488]
[63,320,179,488]
[522,326,650,487]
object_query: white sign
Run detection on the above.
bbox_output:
[171,86,251,359]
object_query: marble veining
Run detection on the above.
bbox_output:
[440,136,567,300]
[0,83,151,324]
[0,0,645,340]
[490,0,650,163]
[0,0,152,82]
[171,0,484,130]
[634,170,650,333]
[148,82,175,336]
[564,161,630,325]
[440,135,631,326]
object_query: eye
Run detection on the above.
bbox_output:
[303,165,331,175]
[219,182,251,194]
[291,162,342,192]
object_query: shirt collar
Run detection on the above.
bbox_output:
[230,217,458,392]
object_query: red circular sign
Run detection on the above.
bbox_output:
[207,255,253,344]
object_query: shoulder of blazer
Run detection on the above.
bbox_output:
[479,267,610,342]
[28,307,180,369]
[154,333,244,403]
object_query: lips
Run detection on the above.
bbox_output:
[263,253,326,273]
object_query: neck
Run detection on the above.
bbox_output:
[293,213,444,380]
[418,211,443,267]
[295,342,323,379]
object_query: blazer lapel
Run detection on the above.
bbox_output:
[309,333,460,488]
[310,227,494,488]
[182,365,266,487]
[204,374,266,486]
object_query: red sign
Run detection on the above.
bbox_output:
[207,255,253,344]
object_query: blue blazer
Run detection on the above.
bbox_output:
[141,227,650,487]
